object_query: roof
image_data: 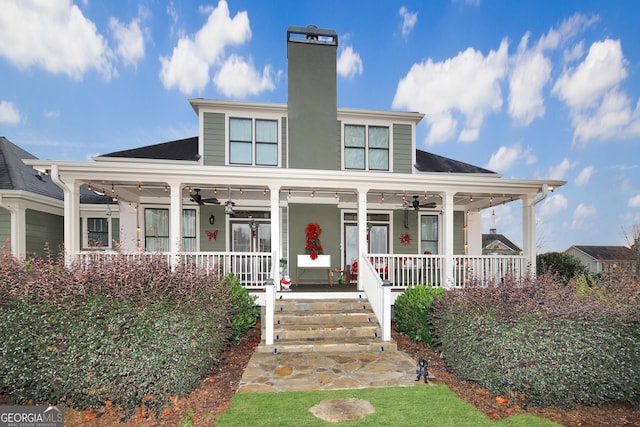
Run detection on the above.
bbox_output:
[482,232,522,252]
[99,136,493,174]
[1,136,112,204]
[100,136,200,161]
[568,245,637,261]
[416,149,496,174]
[0,136,63,199]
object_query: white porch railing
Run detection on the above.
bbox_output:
[77,251,274,289]
[366,254,529,288]
[360,252,392,342]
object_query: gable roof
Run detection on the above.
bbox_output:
[100,136,200,161]
[568,245,637,261]
[415,149,496,174]
[482,232,522,252]
[0,136,63,200]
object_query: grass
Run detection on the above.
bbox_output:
[215,386,560,426]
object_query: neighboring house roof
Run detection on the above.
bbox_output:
[100,136,200,161]
[1,136,112,204]
[482,232,522,252]
[568,245,637,262]
[415,149,497,174]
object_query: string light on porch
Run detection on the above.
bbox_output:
[240,188,243,195]
[288,189,292,199]
[164,185,168,192]
[381,193,385,202]
[138,184,142,191]
[311,190,315,198]
[111,184,115,194]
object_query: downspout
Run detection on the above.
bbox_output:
[532,183,549,206]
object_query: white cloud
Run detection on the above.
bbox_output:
[0,0,114,80]
[109,7,148,68]
[337,46,363,79]
[159,0,252,95]
[629,195,640,208]
[544,158,576,180]
[485,143,535,172]
[0,101,23,125]
[572,90,640,143]
[213,55,277,98]
[392,40,509,144]
[538,194,568,218]
[43,110,60,119]
[508,33,551,125]
[399,7,418,39]
[571,203,597,229]
[574,166,595,186]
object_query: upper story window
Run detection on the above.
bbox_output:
[229,118,278,166]
[344,125,389,171]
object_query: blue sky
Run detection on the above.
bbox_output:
[1,0,639,253]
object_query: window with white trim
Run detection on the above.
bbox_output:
[344,124,389,171]
[145,208,197,252]
[86,217,109,248]
[229,118,278,166]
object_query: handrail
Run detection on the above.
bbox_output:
[360,252,392,342]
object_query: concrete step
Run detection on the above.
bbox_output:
[256,337,398,354]
[275,310,376,325]
[274,323,381,340]
[275,298,372,312]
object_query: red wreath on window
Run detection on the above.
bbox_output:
[305,222,324,260]
[399,233,412,245]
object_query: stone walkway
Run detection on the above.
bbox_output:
[238,350,421,393]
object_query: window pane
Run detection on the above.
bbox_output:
[368,126,388,148]
[182,209,197,251]
[369,225,388,253]
[230,118,252,141]
[368,148,389,170]
[256,142,278,165]
[258,223,271,252]
[345,147,365,169]
[345,125,365,147]
[145,208,169,252]
[87,218,109,247]
[230,141,252,164]
[421,215,438,254]
[256,120,277,143]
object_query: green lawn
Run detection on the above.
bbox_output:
[215,386,560,426]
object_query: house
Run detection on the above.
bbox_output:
[565,245,638,274]
[482,228,522,255]
[14,25,564,344]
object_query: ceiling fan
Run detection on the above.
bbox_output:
[407,195,437,210]
[190,189,220,206]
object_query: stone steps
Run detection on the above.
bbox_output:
[259,298,397,354]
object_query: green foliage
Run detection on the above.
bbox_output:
[393,285,445,347]
[433,272,640,409]
[227,273,260,342]
[536,252,587,283]
[0,249,236,419]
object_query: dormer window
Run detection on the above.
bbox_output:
[344,124,389,171]
[229,118,278,166]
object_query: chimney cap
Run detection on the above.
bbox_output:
[287,24,338,46]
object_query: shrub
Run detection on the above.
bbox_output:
[433,272,640,409]
[0,249,235,419]
[394,285,445,347]
[536,252,587,283]
[227,273,260,342]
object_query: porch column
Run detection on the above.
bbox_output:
[269,185,281,278]
[51,166,80,265]
[168,182,183,265]
[522,195,536,275]
[356,187,368,291]
[6,205,26,258]
[442,191,455,289]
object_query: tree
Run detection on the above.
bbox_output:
[622,222,640,273]
[537,252,588,283]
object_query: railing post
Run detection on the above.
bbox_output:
[382,280,391,341]
[264,279,275,345]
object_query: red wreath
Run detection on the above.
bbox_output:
[305,223,324,260]
[399,233,412,245]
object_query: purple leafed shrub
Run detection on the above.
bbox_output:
[433,270,640,409]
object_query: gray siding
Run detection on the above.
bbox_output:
[199,205,226,252]
[26,209,63,258]
[288,204,341,282]
[203,112,225,166]
[392,209,418,254]
[281,117,287,167]
[393,124,412,173]
[0,207,10,248]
